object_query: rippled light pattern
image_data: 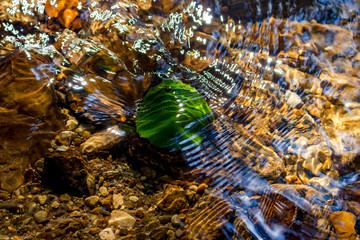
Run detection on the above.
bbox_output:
[1,0,360,239]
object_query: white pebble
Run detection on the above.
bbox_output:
[66,119,78,131]
[129,196,139,202]
[113,194,124,209]
[99,228,115,240]
[108,210,136,228]
[99,186,108,197]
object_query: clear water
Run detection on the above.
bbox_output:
[1,0,360,239]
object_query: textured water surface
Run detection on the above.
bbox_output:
[1,0,360,239]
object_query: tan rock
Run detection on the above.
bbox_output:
[0,51,64,192]
[329,211,357,240]
[108,210,136,228]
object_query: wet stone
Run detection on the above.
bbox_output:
[149,227,168,240]
[157,184,189,213]
[59,193,71,202]
[129,196,139,202]
[85,195,99,207]
[33,210,48,223]
[37,195,47,205]
[99,228,115,240]
[65,119,78,131]
[159,215,172,224]
[99,186,108,197]
[136,207,145,218]
[51,201,60,209]
[59,131,76,141]
[171,215,181,226]
[108,210,136,228]
[101,196,112,209]
[175,229,183,238]
[113,194,124,209]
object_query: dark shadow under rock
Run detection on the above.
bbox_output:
[42,149,95,196]
[125,133,189,178]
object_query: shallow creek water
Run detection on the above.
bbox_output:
[1,0,360,239]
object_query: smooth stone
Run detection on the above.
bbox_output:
[188,185,198,192]
[26,202,38,215]
[65,119,78,131]
[108,210,136,228]
[99,186,108,197]
[70,210,81,217]
[329,211,357,239]
[99,228,115,240]
[167,230,176,240]
[59,194,71,202]
[59,131,76,140]
[85,196,99,207]
[34,210,48,223]
[135,208,145,218]
[56,145,69,152]
[51,201,60,209]
[129,196,139,202]
[37,195,47,205]
[113,194,124,209]
[175,229,183,238]
[171,215,181,226]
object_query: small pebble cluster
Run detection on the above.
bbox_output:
[0,128,211,239]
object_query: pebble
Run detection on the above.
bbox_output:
[135,208,145,218]
[188,185,198,192]
[85,196,99,207]
[167,230,176,240]
[175,229,183,238]
[89,227,100,235]
[26,202,38,214]
[129,196,139,202]
[99,228,115,240]
[90,207,102,214]
[159,215,171,224]
[101,196,112,209]
[178,213,186,221]
[0,192,10,200]
[197,183,208,193]
[99,186,109,197]
[59,194,71,202]
[37,195,47,205]
[108,210,136,228]
[51,201,60,209]
[33,210,48,223]
[171,215,181,226]
[66,119,78,131]
[329,211,357,239]
[59,131,76,140]
[56,145,69,152]
[113,194,124,209]
[82,130,91,139]
[70,210,81,217]
[149,227,167,240]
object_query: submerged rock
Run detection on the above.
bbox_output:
[0,50,64,192]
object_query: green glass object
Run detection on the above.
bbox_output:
[136,79,213,150]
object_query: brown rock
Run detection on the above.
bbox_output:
[329,211,357,240]
[101,196,113,210]
[0,50,64,192]
[157,184,188,213]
